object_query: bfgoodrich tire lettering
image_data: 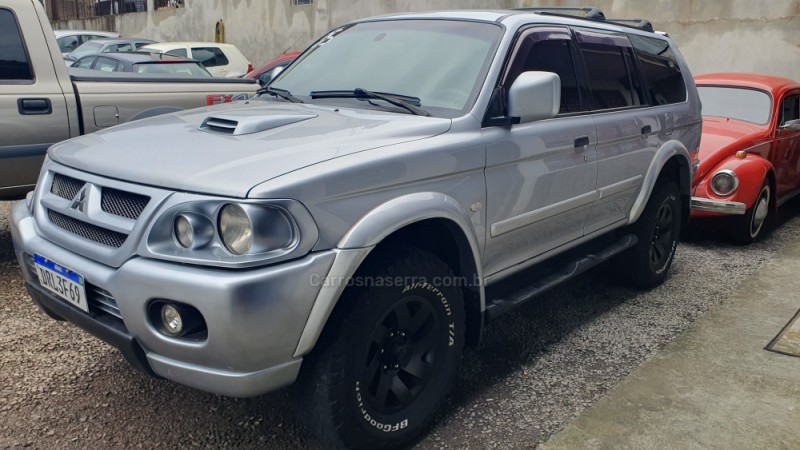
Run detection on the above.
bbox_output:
[296,247,466,450]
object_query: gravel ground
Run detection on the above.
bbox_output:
[2,199,800,449]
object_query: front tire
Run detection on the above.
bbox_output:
[617,179,681,289]
[729,179,770,245]
[296,247,466,450]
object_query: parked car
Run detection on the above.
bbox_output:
[142,42,253,77]
[690,73,800,243]
[0,0,258,200]
[71,52,212,77]
[53,29,118,57]
[246,50,300,83]
[11,7,701,449]
[65,38,157,62]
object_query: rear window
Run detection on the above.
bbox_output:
[192,47,229,67]
[165,48,187,57]
[0,9,33,82]
[629,34,687,105]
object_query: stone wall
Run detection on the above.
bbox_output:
[50,0,800,80]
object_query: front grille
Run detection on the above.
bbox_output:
[23,254,124,324]
[47,209,127,248]
[101,187,150,220]
[51,173,85,200]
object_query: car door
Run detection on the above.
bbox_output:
[574,28,658,234]
[0,7,70,198]
[482,26,598,276]
[774,92,800,200]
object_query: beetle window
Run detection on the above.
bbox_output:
[698,86,771,125]
[575,29,643,110]
[781,95,800,126]
[629,34,686,105]
[505,27,582,114]
[0,9,33,81]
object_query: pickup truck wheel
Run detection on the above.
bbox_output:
[729,180,770,245]
[617,180,681,289]
[296,247,465,450]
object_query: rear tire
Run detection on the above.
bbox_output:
[616,179,681,289]
[295,247,465,450]
[729,179,770,245]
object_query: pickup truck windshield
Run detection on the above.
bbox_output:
[698,86,772,125]
[270,20,502,117]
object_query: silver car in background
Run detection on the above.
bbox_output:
[12,8,701,449]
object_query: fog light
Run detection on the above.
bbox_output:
[161,304,183,336]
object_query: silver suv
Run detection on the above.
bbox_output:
[11,8,701,449]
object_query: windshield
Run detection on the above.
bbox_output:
[698,86,772,125]
[69,41,104,60]
[270,20,502,117]
[134,62,212,77]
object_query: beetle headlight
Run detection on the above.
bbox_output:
[143,197,318,268]
[710,170,739,196]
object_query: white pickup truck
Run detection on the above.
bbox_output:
[0,0,258,199]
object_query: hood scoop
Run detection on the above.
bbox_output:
[200,112,317,136]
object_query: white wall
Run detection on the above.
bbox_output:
[51,0,800,80]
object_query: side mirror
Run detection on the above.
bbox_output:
[508,71,561,124]
[780,118,800,132]
[258,66,285,87]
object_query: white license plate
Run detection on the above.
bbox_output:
[34,254,88,313]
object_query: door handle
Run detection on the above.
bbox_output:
[574,135,590,152]
[17,98,52,115]
[641,125,652,135]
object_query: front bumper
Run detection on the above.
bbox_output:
[690,197,746,215]
[11,200,337,397]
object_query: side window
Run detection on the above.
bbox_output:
[781,95,800,126]
[73,57,96,69]
[575,29,643,110]
[629,34,686,105]
[503,27,582,114]
[192,47,229,67]
[94,57,119,72]
[116,43,133,52]
[134,42,150,49]
[58,35,79,53]
[0,9,34,81]
[166,48,187,57]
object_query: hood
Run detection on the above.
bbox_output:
[49,101,452,197]
[694,116,770,183]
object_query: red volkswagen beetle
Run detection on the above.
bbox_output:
[691,73,800,243]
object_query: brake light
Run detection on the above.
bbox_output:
[247,64,253,73]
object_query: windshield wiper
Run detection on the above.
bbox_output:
[309,88,430,116]
[257,86,304,103]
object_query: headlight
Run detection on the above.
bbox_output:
[710,170,739,196]
[219,204,253,255]
[143,197,318,268]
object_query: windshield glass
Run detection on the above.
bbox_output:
[134,62,212,77]
[270,20,502,117]
[698,86,772,125]
[69,41,104,59]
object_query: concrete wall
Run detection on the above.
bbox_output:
[51,0,800,80]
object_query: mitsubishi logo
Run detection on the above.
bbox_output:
[70,184,90,213]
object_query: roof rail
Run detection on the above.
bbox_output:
[513,7,606,20]
[513,7,656,33]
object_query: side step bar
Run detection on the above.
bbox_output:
[485,234,638,320]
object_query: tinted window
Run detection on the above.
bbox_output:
[165,48,187,57]
[576,29,643,110]
[192,47,229,67]
[0,9,33,81]
[58,35,80,53]
[94,57,119,72]
[506,28,581,114]
[629,34,686,105]
[73,57,96,69]
[781,95,800,125]
[698,86,771,125]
